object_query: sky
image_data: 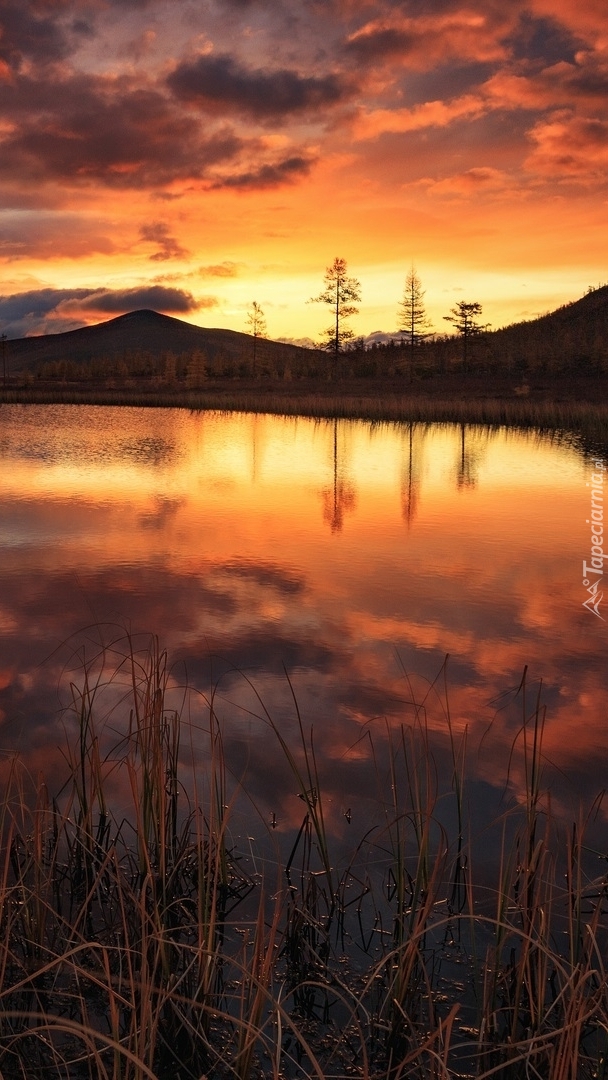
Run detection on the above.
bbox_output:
[0,0,607,342]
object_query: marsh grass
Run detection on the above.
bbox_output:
[1,383,608,447]
[0,634,606,1078]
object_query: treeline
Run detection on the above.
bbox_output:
[34,329,608,385]
[35,343,332,384]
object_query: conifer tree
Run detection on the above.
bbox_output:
[310,257,361,374]
[398,267,431,381]
[444,301,488,370]
[246,301,267,374]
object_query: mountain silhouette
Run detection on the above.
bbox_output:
[6,309,317,371]
[5,285,608,377]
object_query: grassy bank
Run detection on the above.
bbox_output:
[1,374,608,444]
[0,634,606,1078]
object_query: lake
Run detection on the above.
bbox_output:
[0,403,606,864]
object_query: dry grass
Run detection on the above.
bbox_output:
[1,382,607,446]
[0,636,606,1078]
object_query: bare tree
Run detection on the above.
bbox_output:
[246,301,267,374]
[398,267,431,382]
[443,301,488,370]
[310,257,361,374]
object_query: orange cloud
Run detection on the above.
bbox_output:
[525,111,608,178]
[425,167,511,197]
[346,10,511,69]
[353,94,485,139]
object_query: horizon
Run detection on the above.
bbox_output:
[5,282,603,348]
[1,2,607,343]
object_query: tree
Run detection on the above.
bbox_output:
[397,267,431,382]
[443,301,488,370]
[246,301,267,374]
[309,257,361,372]
[186,349,206,388]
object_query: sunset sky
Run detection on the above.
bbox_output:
[1,0,608,342]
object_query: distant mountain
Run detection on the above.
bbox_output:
[5,309,320,373]
[5,286,608,380]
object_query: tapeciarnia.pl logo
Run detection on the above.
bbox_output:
[582,458,605,619]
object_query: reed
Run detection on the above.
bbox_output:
[0,633,605,1078]
[1,383,607,445]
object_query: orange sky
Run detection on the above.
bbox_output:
[1,0,608,342]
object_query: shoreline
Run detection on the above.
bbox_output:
[1,374,607,445]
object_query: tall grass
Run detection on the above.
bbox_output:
[0,634,606,1078]
[1,383,608,445]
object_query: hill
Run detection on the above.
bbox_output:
[5,284,608,383]
[487,283,608,373]
[5,309,321,375]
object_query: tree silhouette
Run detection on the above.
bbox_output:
[443,301,488,371]
[310,257,361,374]
[398,267,431,382]
[246,301,267,374]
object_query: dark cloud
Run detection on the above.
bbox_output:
[0,3,70,70]
[0,288,92,324]
[507,13,582,66]
[0,73,243,190]
[175,630,338,683]
[139,222,190,261]
[345,25,417,62]
[217,560,306,596]
[71,18,95,38]
[167,52,348,119]
[211,155,314,189]
[0,286,205,337]
[67,285,201,315]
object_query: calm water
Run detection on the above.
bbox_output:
[0,404,606,865]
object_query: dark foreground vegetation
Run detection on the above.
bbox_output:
[1,634,607,1079]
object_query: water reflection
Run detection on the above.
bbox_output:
[400,422,424,526]
[455,423,485,488]
[321,419,357,532]
[0,405,605,859]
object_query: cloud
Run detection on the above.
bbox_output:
[426,166,511,196]
[524,112,608,178]
[209,154,315,189]
[353,93,485,138]
[167,52,348,120]
[0,72,244,191]
[0,210,118,259]
[0,5,72,72]
[58,285,202,316]
[345,10,510,69]
[530,0,608,41]
[139,222,189,261]
[199,262,240,277]
[0,285,210,337]
[482,51,608,113]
